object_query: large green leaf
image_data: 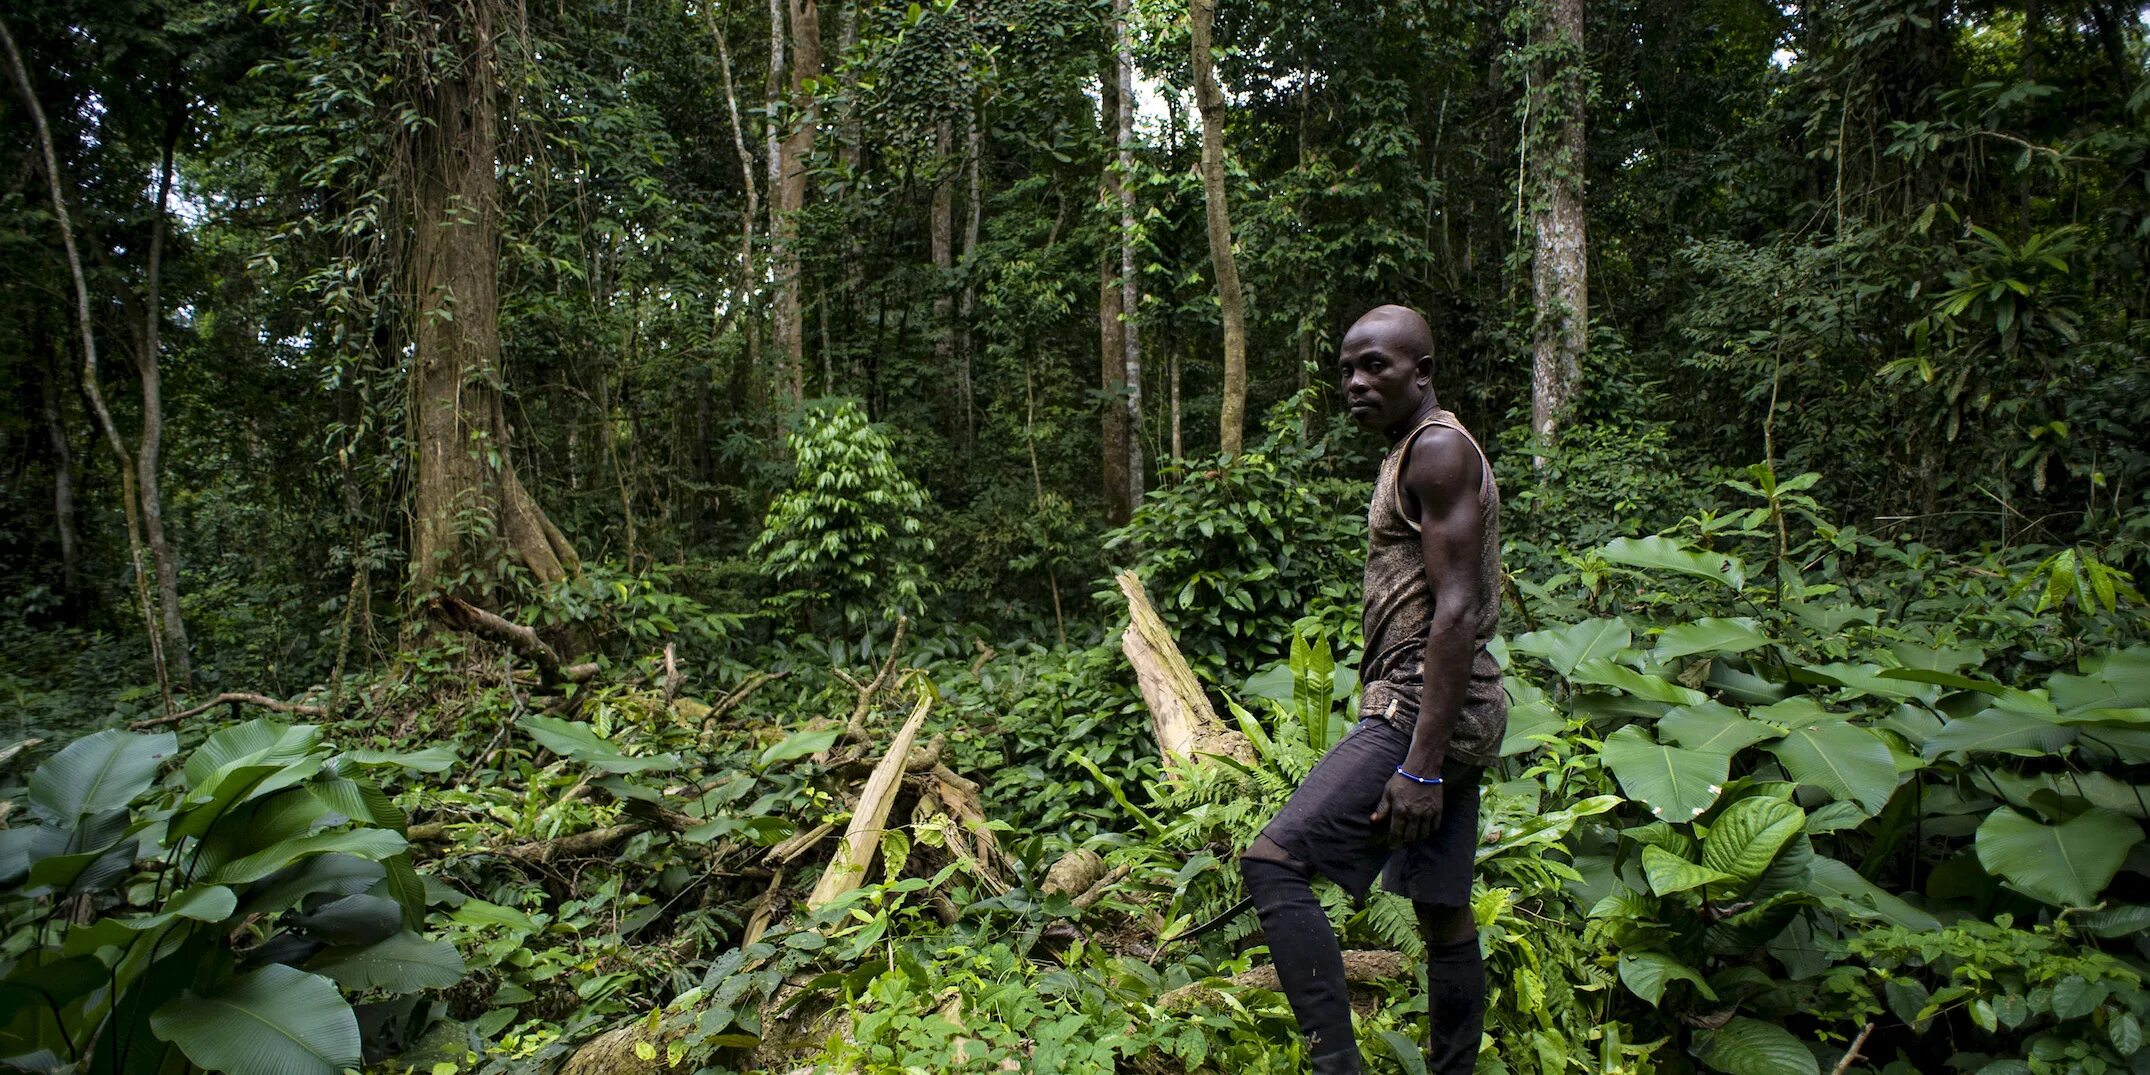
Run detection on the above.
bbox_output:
[1701,796,1806,892]
[107,885,237,931]
[330,746,458,775]
[1510,618,1631,677]
[1617,951,1716,1006]
[1766,722,1897,815]
[1698,1016,1819,1075]
[1599,536,1747,591]
[306,930,465,994]
[2052,647,2150,716]
[28,729,176,823]
[1655,618,1770,661]
[1498,678,1563,756]
[1806,857,1940,931]
[295,893,404,945]
[1661,702,1781,754]
[184,720,322,789]
[202,828,407,885]
[150,965,360,1075]
[1792,663,1934,702]
[520,714,680,774]
[1570,658,1708,706]
[1601,726,1728,823]
[1923,702,2076,759]
[1642,845,1733,895]
[1975,807,2143,907]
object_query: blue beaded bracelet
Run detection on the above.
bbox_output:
[1393,766,1443,786]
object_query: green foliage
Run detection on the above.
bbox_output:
[0,720,458,1073]
[751,399,938,628]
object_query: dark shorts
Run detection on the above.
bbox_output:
[1253,714,1483,907]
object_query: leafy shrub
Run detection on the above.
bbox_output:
[0,720,461,1075]
[751,398,937,629]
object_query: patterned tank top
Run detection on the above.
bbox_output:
[1357,407,1506,766]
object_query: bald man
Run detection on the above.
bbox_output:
[1239,304,1504,1074]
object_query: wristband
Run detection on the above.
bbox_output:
[1393,766,1443,786]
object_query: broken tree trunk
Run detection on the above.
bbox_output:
[1115,571,1253,771]
[807,681,934,909]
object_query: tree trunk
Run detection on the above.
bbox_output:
[138,123,191,684]
[1097,59,1132,526]
[1,16,172,712]
[930,119,956,438]
[40,343,81,606]
[959,110,981,452]
[1190,0,1249,459]
[771,0,821,409]
[1527,0,1587,466]
[407,0,579,601]
[1114,0,1146,511]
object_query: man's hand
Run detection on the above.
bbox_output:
[1370,773,1445,845]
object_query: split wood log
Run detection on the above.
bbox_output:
[1041,849,1106,898]
[1158,950,1410,1011]
[128,693,328,730]
[1115,571,1254,771]
[431,596,598,686]
[0,738,44,771]
[807,681,934,909]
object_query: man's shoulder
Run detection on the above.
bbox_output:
[1400,424,1484,494]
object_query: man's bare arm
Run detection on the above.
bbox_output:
[1398,425,1488,777]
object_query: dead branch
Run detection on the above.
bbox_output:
[808,678,934,909]
[661,642,684,702]
[710,670,786,722]
[0,738,45,771]
[742,866,786,947]
[1073,865,1131,910]
[1830,1024,1874,1075]
[764,821,837,866]
[841,616,908,741]
[1115,571,1253,771]
[491,823,652,864]
[129,693,327,730]
[431,596,598,687]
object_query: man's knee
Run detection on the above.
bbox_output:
[1239,833,1306,875]
[1416,901,1474,945]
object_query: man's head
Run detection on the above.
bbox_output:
[1337,304,1437,434]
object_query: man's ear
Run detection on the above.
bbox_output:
[1415,353,1435,385]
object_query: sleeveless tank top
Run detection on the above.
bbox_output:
[1358,407,1506,766]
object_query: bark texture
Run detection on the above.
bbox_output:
[1096,60,1132,526]
[1528,0,1588,465]
[1115,571,1253,770]
[771,0,822,407]
[407,0,579,599]
[1113,0,1146,511]
[138,131,191,683]
[1190,0,1249,458]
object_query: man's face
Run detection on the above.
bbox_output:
[1336,324,1430,432]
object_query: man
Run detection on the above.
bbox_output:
[1239,304,1504,1074]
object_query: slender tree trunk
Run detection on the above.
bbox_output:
[771,0,821,408]
[707,5,760,415]
[406,0,579,601]
[1527,0,1587,466]
[40,344,81,605]
[1097,58,1132,526]
[2,17,172,712]
[1190,0,1248,458]
[931,119,957,437]
[1114,0,1146,510]
[138,121,191,684]
[959,110,981,452]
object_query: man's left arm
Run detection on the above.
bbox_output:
[1369,427,1488,845]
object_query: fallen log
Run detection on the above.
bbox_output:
[807,679,934,909]
[1158,950,1410,1010]
[0,738,44,771]
[1115,571,1254,771]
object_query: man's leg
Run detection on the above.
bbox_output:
[1416,902,1484,1075]
[1241,836,1361,1073]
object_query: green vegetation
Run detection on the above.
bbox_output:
[4,0,2150,1073]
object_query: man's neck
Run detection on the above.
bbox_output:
[1383,394,1442,445]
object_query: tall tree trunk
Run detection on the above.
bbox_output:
[931,119,956,438]
[138,119,191,684]
[1097,57,1131,526]
[1190,0,1248,459]
[1527,0,1587,466]
[771,0,821,408]
[959,109,981,452]
[407,0,579,601]
[1114,0,1146,511]
[1,17,172,712]
[40,342,81,606]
